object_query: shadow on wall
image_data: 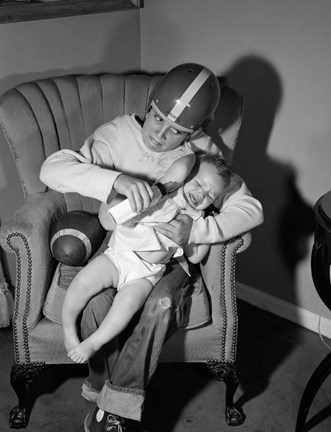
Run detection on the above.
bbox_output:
[220,55,315,407]
[223,55,315,303]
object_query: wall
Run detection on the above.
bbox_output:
[0,10,141,285]
[141,0,331,321]
[1,1,331,326]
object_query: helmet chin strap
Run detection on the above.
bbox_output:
[186,127,202,142]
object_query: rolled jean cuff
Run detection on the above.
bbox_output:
[98,380,145,421]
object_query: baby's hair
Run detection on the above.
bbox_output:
[194,152,233,186]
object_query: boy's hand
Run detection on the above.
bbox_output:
[154,214,193,245]
[114,174,154,214]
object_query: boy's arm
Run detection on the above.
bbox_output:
[155,175,263,245]
[40,137,121,203]
[40,127,154,212]
[189,177,263,244]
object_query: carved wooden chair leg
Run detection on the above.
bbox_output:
[9,362,45,429]
[295,352,331,432]
[207,360,246,426]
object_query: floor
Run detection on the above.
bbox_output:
[1,300,331,432]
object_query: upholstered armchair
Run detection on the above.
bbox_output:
[0,72,251,429]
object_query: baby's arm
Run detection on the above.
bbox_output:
[184,242,211,264]
[157,154,196,194]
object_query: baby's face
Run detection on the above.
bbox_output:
[183,162,226,211]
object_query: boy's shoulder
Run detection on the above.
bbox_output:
[92,114,140,139]
[188,130,223,157]
[97,113,134,129]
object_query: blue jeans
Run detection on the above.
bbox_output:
[80,259,191,421]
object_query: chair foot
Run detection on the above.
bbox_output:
[9,362,45,429]
[225,404,246,427]
[207,360,245,426]
[9,405,28,429]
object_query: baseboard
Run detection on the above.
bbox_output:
[236,282,331,340]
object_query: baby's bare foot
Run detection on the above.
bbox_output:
[63,327,80,352]
[68,339,99,364]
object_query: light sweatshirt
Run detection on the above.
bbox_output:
[40,114,263,244]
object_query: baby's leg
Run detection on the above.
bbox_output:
[62,255,118,353]
[68,278,153,363]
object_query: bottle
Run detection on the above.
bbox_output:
[108,184,163,225]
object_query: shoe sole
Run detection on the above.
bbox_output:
[84,412,91,432]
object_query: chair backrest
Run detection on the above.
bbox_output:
[0,73,243,212]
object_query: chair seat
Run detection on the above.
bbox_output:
[27,316,226,365]
[43,260,211,330]
[28,318,71,364]
[160,323,228,363]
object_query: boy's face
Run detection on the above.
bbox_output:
[183,162,226,211]
[142,108,189,152]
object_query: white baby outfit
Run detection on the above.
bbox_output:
[104,188,202,289]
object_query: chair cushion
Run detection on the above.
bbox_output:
[43,263,81,325]
[43,236,211,329]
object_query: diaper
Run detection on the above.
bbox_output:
[103,248,166,290]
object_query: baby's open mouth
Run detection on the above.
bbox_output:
[189,193,201,207]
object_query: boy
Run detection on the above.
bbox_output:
[63,154,232,364]
[40,63,263,432]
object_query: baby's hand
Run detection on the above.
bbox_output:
[154,214,193,245]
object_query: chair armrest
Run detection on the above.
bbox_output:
[200,232,251,332]
[0,190,66,332]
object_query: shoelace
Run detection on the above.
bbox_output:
[106,414,124,432]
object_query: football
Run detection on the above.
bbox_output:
[50,210,105,266]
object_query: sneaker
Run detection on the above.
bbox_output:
[84,407,140,432]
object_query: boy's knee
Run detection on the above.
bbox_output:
[158,297,172,309]
[144,291,174,314]
[146,272,184,310]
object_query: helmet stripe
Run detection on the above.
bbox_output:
[167,68,211,123]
